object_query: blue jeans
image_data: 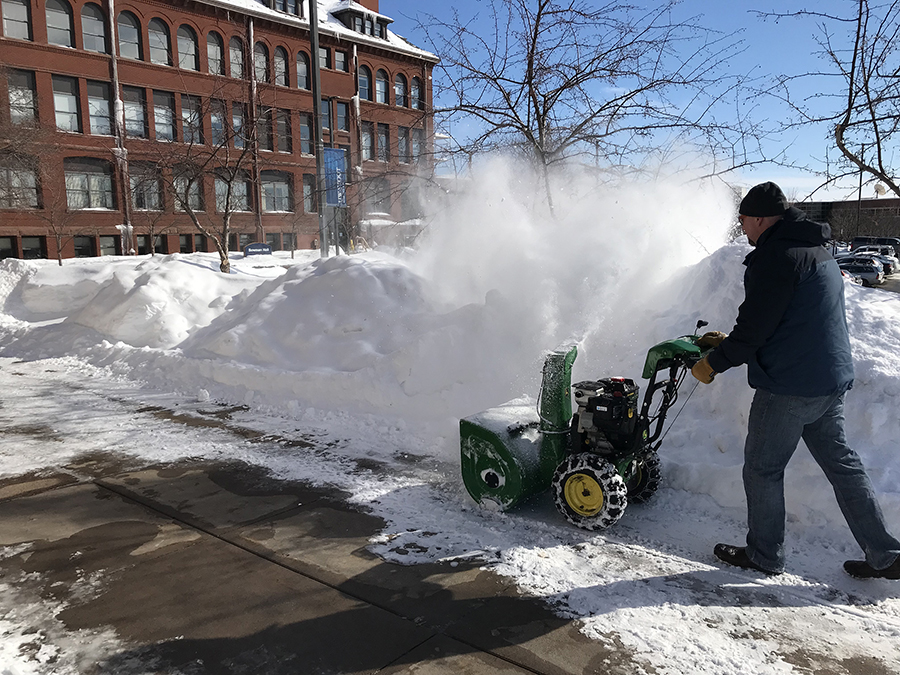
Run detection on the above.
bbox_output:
[743,388,900,573]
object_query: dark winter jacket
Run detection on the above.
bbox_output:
[707,206,854,396]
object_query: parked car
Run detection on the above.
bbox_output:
[841,269,864,285]
[853,246,899,274]
[851,236,900,258]
[837,260,885,286]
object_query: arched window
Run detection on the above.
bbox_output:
[273,46,288,86]
[177,25,198,70]
[253,42,269,83]
[229,37,244,78]
[148,18,171,65]
[45,0,74,47]
[117,11,141,59]
[358,65,372,101]
[260,171,293,212]
[375,69,389,104]
[411,76,424,110]
[296,51,309,89]
[207,31,224,74]
[64,158,115,209]
[394,74,408,108]
[2,0,32,40]
[80,3,106,52]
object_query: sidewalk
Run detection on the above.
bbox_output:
[0,455,628,675]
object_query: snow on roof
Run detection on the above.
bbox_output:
[195,0,438,62]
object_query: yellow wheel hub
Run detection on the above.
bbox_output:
[563,472,604,516]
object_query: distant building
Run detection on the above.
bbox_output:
[797,197,900,242]
[0,0,437,259]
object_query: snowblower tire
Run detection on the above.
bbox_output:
[624,453,662,503]
[552,453,627,531]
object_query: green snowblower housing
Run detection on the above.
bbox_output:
[460,333,706,512]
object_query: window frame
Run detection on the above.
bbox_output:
[64,157,115,210]
[117,11,142,60]
[2,0,32,40]
[207,31,225,75]
[45,0,74,48]
[148,18,172,66]
[177,24,199,70]
[86,80,112,135]
[80,3,107,53]
[52,74,81,132]
[260,170,293,212]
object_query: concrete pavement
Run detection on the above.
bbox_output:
[0,455,636,674]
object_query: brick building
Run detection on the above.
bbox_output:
[799,198,900,242]
[0,0,436,259]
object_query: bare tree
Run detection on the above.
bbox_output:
[417,0,767,211]
[762,1,900,201]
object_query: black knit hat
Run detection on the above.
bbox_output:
[739,182,789,217]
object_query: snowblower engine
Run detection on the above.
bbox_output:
[571,378,644,455]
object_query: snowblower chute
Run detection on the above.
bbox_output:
[459,323,715,529]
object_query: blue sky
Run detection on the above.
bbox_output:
[381,0,875,201]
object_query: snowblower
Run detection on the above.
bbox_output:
[459,321,719,530]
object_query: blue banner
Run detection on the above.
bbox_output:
[323,147,347,206]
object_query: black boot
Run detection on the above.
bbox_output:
[843,557,900,579]
[714,543,781,576]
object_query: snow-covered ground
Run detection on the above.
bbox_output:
[1,169,899,673]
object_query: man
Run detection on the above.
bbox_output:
[691,181,900,578]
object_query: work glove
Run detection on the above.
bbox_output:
[697,331,727,348]
[691,356,716,384]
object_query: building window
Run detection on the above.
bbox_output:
[207,31,224,75]
[375,22,385,39]
[122,86,147,138]
[21,236,45,259]
[318,46,330,69]
[229,37,244,78]
[231,102,245,149]
[361,121,374,161]
[80,3,106,53]
[72,236,95,257]
[99,235,117,255]
[174,170,203,211]
[0,163,39,208]
[365,18,373,35]
[2,0,31,40]
[297,51,309,89]
[257,105,272,151]
[215,171,251,212]
[398,126,410,164]
[276,109,291,153]
[375,69,389,104]
[260,171,292,212]
[86,80,112,135]
[411,127,424,162]
[64,158,114,209]
[336,101,348,131]
[394,74,408,108]
[358,65,371,101]
[210,98,225,145]
[181,94,202,144]
[52,75,80,132]
[377,123,389,162]
[302,173,315,213]
[254,42,269,83]
[274,46,288,86]
[0,237,14,258]
[148,18,171,66]
[130,162,161,210]
[45,0,74,47]
[335,50,348,73]
[117,11,141,59]
[353,16,362,33]
[365,176,390,214]
[319,99,330,130]
[177,25,199,70]
[7,69,37,124]
[299,113,312,154]
[411,77,424,110]
[153,90,175,141]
